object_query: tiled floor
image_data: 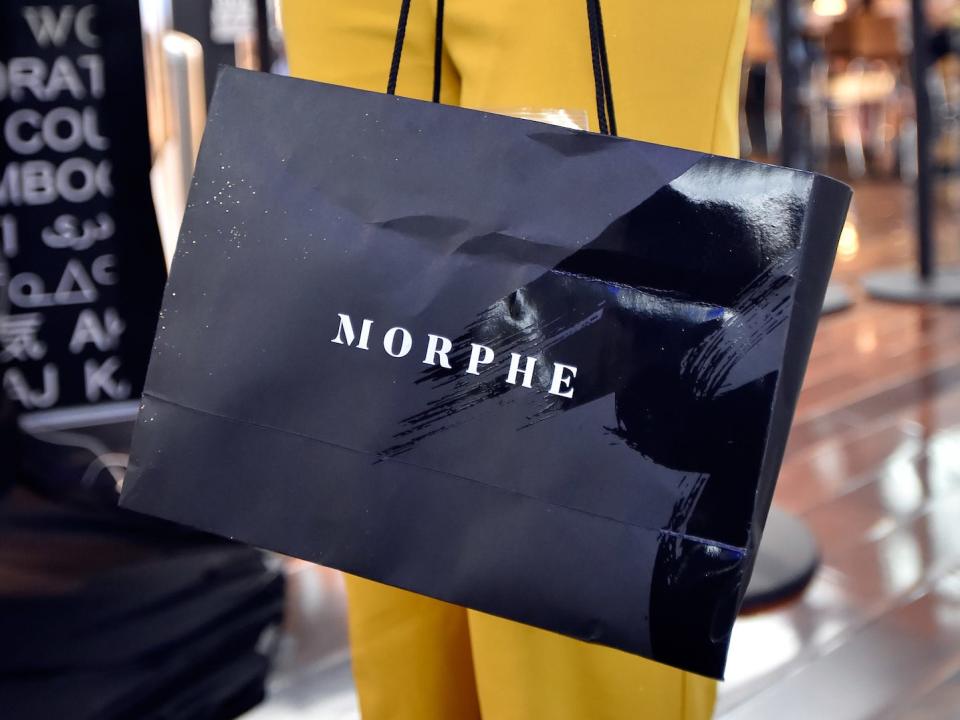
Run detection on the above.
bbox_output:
[249,180,960,719]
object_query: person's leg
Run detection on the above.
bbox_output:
[444,3,748,718]
[443,0,748,155]
[468,610,716,720]
[282,5,470,719]
[282,3,747,719]
[281,0,460,103]
[345,576,482,720]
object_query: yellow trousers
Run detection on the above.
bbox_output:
[280,1,748,717]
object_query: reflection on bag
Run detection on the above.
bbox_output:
[121,67,850,678]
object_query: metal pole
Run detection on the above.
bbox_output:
[778,0,804,169]
[911,0,935,280]
[255,0,271,73]
[163,33,207,206]
[863,0,960,301]
[160,32,206,262]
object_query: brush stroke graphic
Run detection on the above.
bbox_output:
[380,158,804,477]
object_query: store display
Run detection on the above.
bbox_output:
[0,7,284,719]
[0,0,166,412]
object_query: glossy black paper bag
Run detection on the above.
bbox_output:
[121,67,851,678]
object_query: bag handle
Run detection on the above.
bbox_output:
[386,0,618,136]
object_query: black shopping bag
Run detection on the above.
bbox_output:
[121,64,850,677]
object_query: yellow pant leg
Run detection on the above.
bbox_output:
[468,611,716,720]
[283,4,471,718]
[281,0,460,103]
[282,0,745,152]
[282,2,748,719]
[443,8,747,716]
[442,0,748,154]
[344,576,482,720]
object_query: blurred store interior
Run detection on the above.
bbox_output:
[4,0,960,718]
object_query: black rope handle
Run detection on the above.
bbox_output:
[432,0,445,102]
[386,0,412,96]
[589,0,617,136]
[387,0,444,102]
[585,0,608,135]
[387,0,617,136]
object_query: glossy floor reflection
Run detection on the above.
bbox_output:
[248,180,960,719]
[718,180,960,719]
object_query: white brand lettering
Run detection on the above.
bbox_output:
[423,334,452,368]
[506,353,537,389]
[331,314,579,397]
[466,343,493,375]
[84,356,130,401]
[331,313,372,349]
[548,363,578,399]
[383,326,413,358]
[4,364,59,409]
[22,5,99,48]
[69,307,124,353]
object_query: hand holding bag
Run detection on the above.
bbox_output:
[120,1,851,678]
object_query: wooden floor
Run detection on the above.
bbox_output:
[717,180,960,719]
